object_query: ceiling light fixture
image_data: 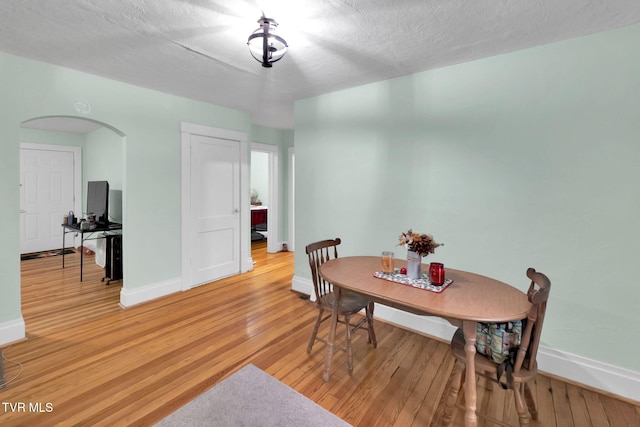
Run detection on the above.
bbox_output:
[247,16,288,68]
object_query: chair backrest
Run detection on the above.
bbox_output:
[513,267,552,374]
[305,238,341,302]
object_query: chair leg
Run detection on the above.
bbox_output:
[307,308,324,354]
[344,314,354,373]
[442,360,465,427]
[524,382,538,421]
[366,302,377,348]
[513,382,531,427]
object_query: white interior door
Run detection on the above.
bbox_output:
[20,145,79,254]
[190,134,241,285]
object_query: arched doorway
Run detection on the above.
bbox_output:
[20,116,125,255]
[19,116,126,320]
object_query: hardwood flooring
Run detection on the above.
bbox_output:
[1,240,639,426]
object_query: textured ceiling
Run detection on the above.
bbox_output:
[3,0,640,130]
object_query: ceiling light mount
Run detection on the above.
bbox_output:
[247,16,288,68]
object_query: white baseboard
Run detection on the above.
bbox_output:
[291,274,640,403]
[122,260,260,308]
[0,317,26,346]
[292,274,314,295]
[536,346,640,402]
[242,256,254,273]
[270,240,290,253]
[119,276,182,308]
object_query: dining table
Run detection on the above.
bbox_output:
[318,256,531,427]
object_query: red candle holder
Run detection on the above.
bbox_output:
[429,262,445,285]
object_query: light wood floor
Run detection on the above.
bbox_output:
[2,241,639,426]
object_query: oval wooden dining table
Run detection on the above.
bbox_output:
[319,256,531,427]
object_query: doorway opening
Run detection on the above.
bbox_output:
[19,115,126,323]
[251,143,279,255]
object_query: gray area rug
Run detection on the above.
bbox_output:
[155,364,351,427]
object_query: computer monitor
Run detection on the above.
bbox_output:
[86,181,109,225]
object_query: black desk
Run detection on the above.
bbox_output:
[62,222,122,282]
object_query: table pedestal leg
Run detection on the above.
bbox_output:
[322,287,341,382]
[463,320,478,427]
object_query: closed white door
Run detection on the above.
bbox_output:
[190,134,240,285]
[20,147,76,253]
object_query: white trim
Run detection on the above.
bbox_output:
[291,274,640,402]
[287,147,295,252]
[180,122,251,291]
[251,142,279,253]
[180,129,192,289]
[0,317,26,345]
[119,277,181,308]
[239,129,254,272]
[537,346,640,402]
[292,274,312,296]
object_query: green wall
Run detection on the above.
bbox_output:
[1,52,252,337]
[20,127,86,147]
[84,127,123,223]
[251,151,270,206]
[294,24,640,372]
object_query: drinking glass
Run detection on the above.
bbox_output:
[381,251,395,274]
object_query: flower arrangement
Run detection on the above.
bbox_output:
[398,229,443,257]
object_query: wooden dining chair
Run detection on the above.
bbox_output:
[305,238,377,373]
[442,267,551,427]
